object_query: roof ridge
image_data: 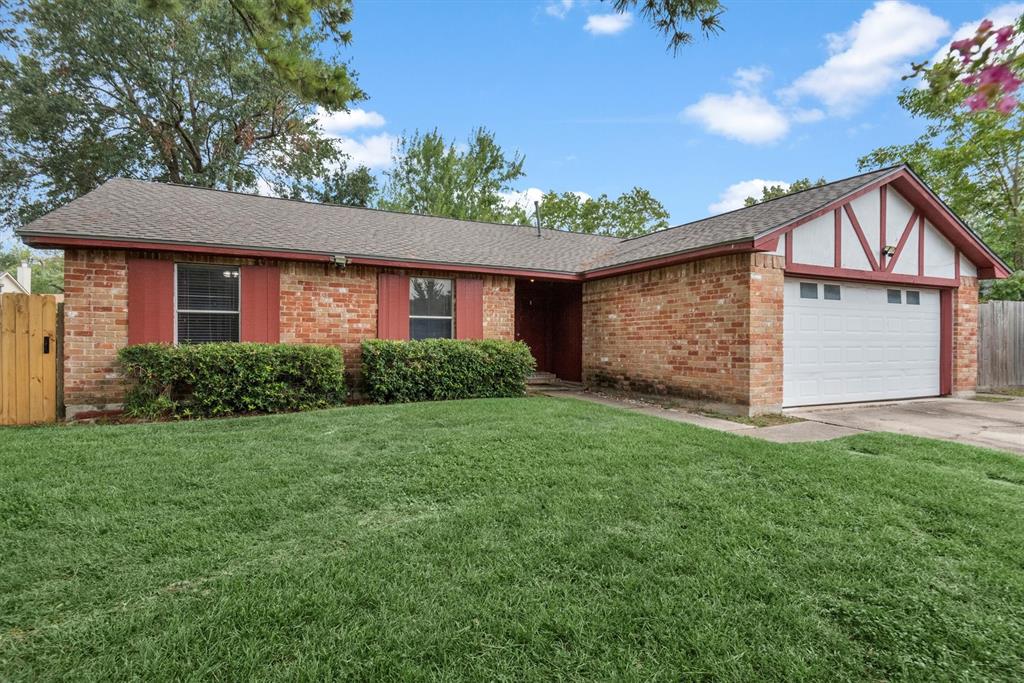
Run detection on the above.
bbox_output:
[105,177,622,242]
[613,164,905,245]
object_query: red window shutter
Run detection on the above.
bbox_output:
[127,258,174,344]
[455,278,484,340]
[240,265,281,343]
[377,272,410,340]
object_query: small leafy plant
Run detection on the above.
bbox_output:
[118,343,346,419]
[361,339,535,404]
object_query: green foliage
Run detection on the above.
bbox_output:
[610,0,725,52]
[859,83,1024,271]
[361,339,535,404]
[118,342,346,418]
[144,0,362,109]
[537,187,670,237]
[744,177,827,207]
[380,128,530,224]
[0,0,361,234]
[981,270,1024,300]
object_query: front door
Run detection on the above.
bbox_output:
[515,280,551,372]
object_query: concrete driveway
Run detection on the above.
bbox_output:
[788,397,1024,455]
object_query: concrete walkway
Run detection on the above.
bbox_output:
[550,390,860,443]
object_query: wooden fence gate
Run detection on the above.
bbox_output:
[0,294,59,425]
[978,300,1024,390]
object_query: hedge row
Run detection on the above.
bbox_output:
[118,343,346,419]
[361,339,535,404]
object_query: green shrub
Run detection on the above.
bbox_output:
[361,339,536,404]
[118,343,346,419]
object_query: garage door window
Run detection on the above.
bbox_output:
[906,290,921,305]
[887,289,902,304]
[823,284,841,300]
[799,282,818,299]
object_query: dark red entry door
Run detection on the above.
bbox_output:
[515,280,551,372]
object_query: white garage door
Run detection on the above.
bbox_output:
[783,279,940,407]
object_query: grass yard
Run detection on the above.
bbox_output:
[2,397,1023,681]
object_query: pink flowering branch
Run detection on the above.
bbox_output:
[915,17,1024,114]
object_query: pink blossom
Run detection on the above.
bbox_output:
[978,19,994,33]
[962,74,980,86]
[978,64,1022,93]
[996,95,1018,113]
[950,37,975,55]
[965,92,990,111]
[994,25,1015,51]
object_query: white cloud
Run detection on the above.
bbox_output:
[545,0,573,19]
[928,3,1024,67]
[784,1,949,114]
[584,12,633,35]
[732,66,771,90]
[682,93,790,144]
[708,179,790,214]
[335,133,398,170]
[316,107,386,135]
[791,108,826,123]
[500,187,592,215]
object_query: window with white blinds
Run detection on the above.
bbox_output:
[176,263,240,343]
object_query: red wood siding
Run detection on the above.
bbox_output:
[377,272,409,340]
[240,265,281,343]
[940,289,953,395]
[127,258,174,344]
[455,278,484,339]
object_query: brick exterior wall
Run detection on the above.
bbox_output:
[63,249,129,413]
[952,276,979,395]
[582,253,785,414]
[61,250,515,416]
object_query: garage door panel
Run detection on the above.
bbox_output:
[783,279,941,407]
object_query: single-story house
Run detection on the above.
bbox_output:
[17,164,1010,419]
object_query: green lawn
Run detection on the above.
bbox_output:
[2,398,1023,681]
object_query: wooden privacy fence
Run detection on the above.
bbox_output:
[0,293,60,425]
[978,300,1024,390]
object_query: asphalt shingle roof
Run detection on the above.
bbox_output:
[18,167,903,274]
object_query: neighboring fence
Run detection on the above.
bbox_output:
[978,300,1024,390]
[0,293,60,425]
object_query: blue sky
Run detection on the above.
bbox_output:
[320,0,1020,224]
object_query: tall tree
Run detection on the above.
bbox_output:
[380,128,529,224]
[537,188,669,237]
[145,0,363,108]
[859,84,1024,271]
[0,0,362,234]
[744,177,827,206]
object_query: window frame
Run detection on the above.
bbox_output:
[823,284,841,301]
[799,282,818,300]
[408,276,455,340]
[906,290,921,305]
[174,262,241,344]
[886,289,902,304]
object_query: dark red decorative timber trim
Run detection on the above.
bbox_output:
[940,290,953,395]
[349,256,582,282]
[20,235,333,262]
[753,172,896,247]
[879,185,887,270]
[752,168,1010,278]
[843,203,880,271]
[885,210,920,273]
[785,231,793,268]
[833,209,841,268]
[917,214,925,277]
[784,263,959,288]
[955,248,961,281]
[583,241,756,280]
